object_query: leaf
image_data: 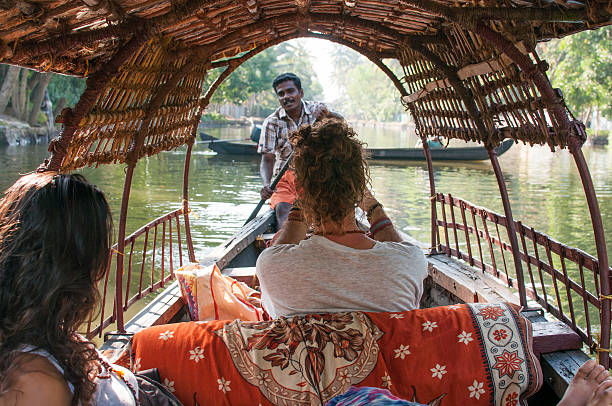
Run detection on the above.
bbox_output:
[304,347,325,388]
[262,348,290,370]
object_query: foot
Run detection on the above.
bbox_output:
[558,360,611,406]
[587,380,612,405]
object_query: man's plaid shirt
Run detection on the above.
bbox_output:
[257,100,326,176]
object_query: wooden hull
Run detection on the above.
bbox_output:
[368,138,513,160]
[204,135,514,161]
[104,210,583,405]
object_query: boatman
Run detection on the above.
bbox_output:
[258,72,341,226]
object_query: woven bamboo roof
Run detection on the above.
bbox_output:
[0,0,609,171]
[1,0,610,76]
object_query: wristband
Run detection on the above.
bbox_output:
[369,221,393,238]
[366,202,383,218]
[369,216,392,235]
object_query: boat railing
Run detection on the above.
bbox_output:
[434,193,611,363]
[86,207,188,338]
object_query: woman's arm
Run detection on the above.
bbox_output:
[359,189,403,243]
[271,208,308,245]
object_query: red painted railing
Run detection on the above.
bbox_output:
[435,193,611,363]
[86,208,189,338]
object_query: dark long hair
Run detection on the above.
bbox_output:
[0,172,113,405]
[290,118,370,227]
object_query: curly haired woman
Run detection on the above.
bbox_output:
[255,118,428,319]
[0,173,138,406]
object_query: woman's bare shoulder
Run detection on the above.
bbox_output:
[0,353,72,406]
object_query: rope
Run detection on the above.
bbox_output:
[600,295,612,300]
[43,54,53,72]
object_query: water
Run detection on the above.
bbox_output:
[1,125,610,264]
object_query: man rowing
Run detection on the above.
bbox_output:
[257,72,340,226]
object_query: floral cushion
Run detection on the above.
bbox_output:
[130,303,542,406]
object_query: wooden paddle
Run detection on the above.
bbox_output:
[199,137,251,144]
[244,152,293,225]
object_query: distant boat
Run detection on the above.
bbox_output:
[201,131,514,161]
[366,139,514,161]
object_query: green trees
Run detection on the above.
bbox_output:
[206,39,323,117]
[328,44,405,122]
[0,65,84,127]
[538,26,611,127]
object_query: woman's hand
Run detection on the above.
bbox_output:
[359,188,378,213]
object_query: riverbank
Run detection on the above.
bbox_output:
[199,116,413,131]
[0,115,54,146]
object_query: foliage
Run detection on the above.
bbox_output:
[273,40,323,101]
[205,39,323,117]
[328,43,404,121]
[207,49,278,104]
[201,112,228,122]
[47,74,86,107]
[537,26,611,123]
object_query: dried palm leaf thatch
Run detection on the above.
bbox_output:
[0,0,606,170]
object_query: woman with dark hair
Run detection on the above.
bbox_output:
[255,118,428,319]
[0,173,137,405]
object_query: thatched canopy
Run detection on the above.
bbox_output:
[0,0,609,171]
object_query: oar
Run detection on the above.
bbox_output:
[244,152,293,225]
[199,137,251,144]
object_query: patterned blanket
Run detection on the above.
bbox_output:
[130,303,542,406]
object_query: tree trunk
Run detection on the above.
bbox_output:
[28,72,52,126]
[13,69,28,120]
[53,97,66,118]
[0,65,20,114]
[43,89,54,128]
[579,105,592,127]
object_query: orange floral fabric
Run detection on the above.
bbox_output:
[130,303,541,406]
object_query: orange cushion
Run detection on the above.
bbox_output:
[130,303,542,405]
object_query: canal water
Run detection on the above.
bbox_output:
[2,125,610,339]
[2,125,610,264]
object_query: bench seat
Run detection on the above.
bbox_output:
[130,303,542,405]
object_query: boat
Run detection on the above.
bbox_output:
[203,131,515,161]
[102,207,586,405]
[3,0,610,405]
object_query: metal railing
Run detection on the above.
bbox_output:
[434,193,611,362]
[86,208,189,338]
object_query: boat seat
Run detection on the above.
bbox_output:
[130,303,542,405]
[222,266,257,287]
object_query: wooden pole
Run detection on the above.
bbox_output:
[488,147,528,308]
[115,164,135,333]
[421,136,438,253]
[569,143,611,368]
[183,142,196,263]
